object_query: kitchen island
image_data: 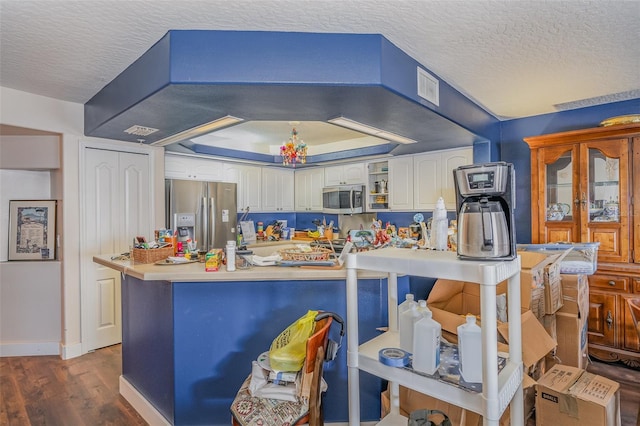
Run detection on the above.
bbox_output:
[93,251,400,426]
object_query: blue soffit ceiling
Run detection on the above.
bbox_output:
[84,30,498,163]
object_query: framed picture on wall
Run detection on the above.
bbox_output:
[8,200,57,260]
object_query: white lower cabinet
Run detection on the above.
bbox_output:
[345,249,523,425]
[295,167,325,212]
[261,167,294,212]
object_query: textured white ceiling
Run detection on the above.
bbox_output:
[1,0,638,120]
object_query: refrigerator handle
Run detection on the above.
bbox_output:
[209,197,216,250]
[202,196,209,250]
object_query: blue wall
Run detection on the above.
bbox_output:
[499,98,640,243]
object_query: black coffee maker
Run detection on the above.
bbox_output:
[453,162,516,260]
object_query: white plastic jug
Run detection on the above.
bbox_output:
[457,314,482,383]
[412,308,441,375]
[398,294,417,325]
[399,304,421,353]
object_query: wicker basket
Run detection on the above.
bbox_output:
[279,247,332,262]
[131,246,174,264]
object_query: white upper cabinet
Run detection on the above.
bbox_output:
[324,162,366,186]
[165,155,224,181]
[440,148,473,209]
[414,147,473,210]
[295,167,325,212]
[261,167,295,212]
[413,153,441,210]
[388,157,414,211]
[223,163,262,213]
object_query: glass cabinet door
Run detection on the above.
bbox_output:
[580,138,629,263]
[588,148,620,223]
[545,149,574,222]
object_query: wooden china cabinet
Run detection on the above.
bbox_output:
[525,123,640,367]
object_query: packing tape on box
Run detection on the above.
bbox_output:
[379,348,411,367]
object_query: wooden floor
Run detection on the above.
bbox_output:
[0,345,146,426]
[1,345,639,425]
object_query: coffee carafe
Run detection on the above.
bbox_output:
[454,162,516,260]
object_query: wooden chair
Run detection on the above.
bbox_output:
[230,315,333,426]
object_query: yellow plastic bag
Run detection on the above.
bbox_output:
[269,310,319,372]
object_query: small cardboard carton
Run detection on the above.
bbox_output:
[554,274,590,368]
[535,365,621,426]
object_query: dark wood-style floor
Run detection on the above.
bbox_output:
[1,345,639,425]
[1,345,146,426]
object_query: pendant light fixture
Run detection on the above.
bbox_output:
[280,125,307,167]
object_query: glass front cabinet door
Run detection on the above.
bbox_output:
[582,139,629,263]
[535,138,629,263]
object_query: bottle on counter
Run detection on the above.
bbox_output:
[457,314,482,383]
[226,240,236,272]
[412,307,441,375]
[430,196,448,251]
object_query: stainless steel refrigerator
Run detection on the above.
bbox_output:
[165,179,237,251]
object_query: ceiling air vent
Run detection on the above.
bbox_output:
[417,67,439,106]
[124,125,159,137]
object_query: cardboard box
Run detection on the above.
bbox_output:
[555,313,589,369]
[558,274,589,315]
[554,274,590,368]
[497,310,557,371]
[381,385,510,426]
[544,276,563,314]
[519,250,572,315]
[427,280,556,370]
[542,314,557,342]
[536,365,621,426]
[519,250,570,287]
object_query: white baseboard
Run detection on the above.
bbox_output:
[59,341,83,360]
[120,376,171,426]
[0,341,59,357]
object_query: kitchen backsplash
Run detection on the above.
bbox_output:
[236,211,458,236]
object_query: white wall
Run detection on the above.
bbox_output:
[0,87,84,357]
[0,87,164,359]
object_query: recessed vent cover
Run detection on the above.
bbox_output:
[124,125,159,136]
[417,67,440,106]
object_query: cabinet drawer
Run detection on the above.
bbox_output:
[634,279,640,293]
[589,275,629,292]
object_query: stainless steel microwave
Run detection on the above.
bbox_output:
[322,185,364,214]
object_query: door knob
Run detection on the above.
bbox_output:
[606,311,613,330]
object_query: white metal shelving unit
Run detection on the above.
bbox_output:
[345,248,523,426]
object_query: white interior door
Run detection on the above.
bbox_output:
[82,148,151,352]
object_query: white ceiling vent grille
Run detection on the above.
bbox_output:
[417,67,439,106]
[124,125,159,136]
